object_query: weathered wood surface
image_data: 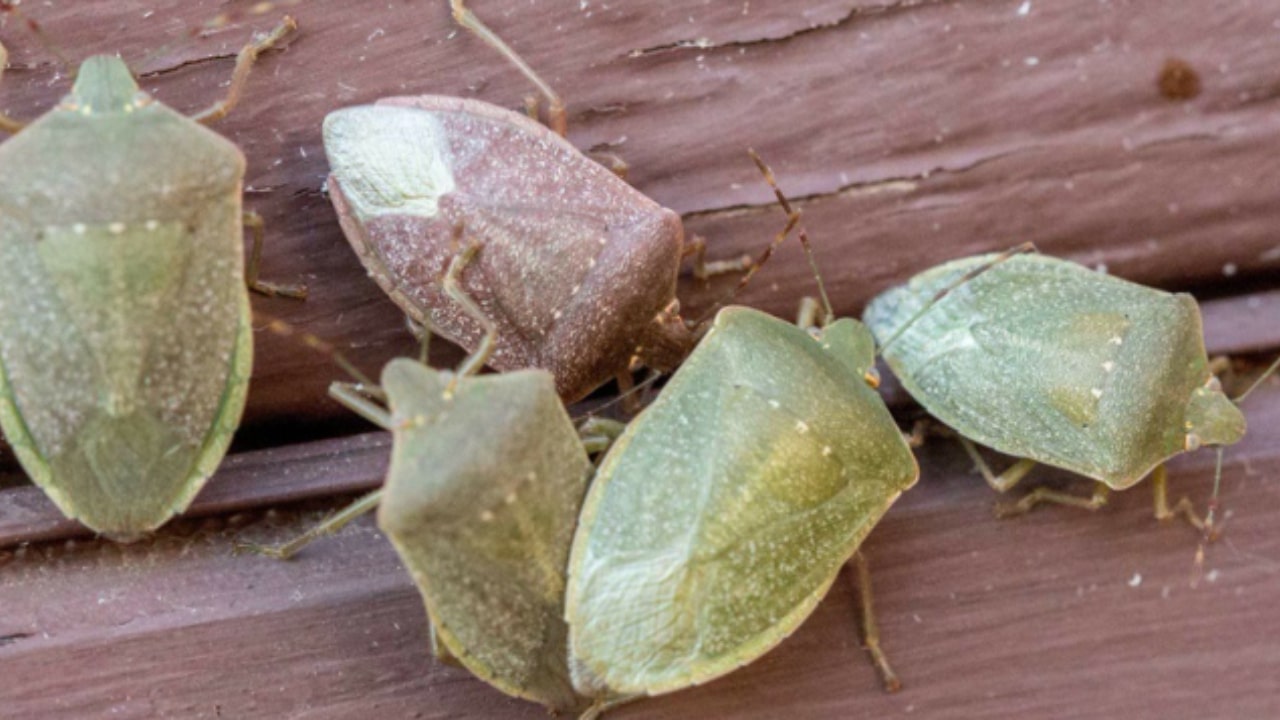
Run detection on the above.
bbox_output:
[2,1,1280,718]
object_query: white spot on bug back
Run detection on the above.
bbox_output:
[1102,361,1115,372]
[324,106,456,221]
[1017,0,1031,15]
[795,420,809,434]
[1091,388,1103,399]
[1109,336,1123,345]
[479,510,495,522]
[768,399,780,409]
[72,223,87,235]
[108,222,125,234]
[1128,572,1142,587]
[145,220,159,232]
[822,446,833,457]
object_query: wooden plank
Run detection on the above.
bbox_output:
[1,0,1276,436]
[3,381,1278,719]
[0,432,390,548]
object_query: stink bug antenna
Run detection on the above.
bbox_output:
[1231,354,1280,405]
[253,311,378,390]
[689,149,805,329]
[749,148,835,326]
[876,242,1037,356]
[1191,446,1226,587]
[450,0,566,137]
[573,370,664,423]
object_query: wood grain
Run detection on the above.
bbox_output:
[2,1,1279,718]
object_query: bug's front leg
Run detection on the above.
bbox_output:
[0,42,27,134]
[848,552,901,693]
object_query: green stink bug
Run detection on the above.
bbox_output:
[0,18,304,540]
[244,244,612,715]
[863,253,1245,525]
[564,157,919,709]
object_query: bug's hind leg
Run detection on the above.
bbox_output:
[995,482,1111,518]
[1151,464,1208,532]
[244,211,309,299]
[237,489,384,560]
[959,437,1037,493]
[960,438,1112,517]
[848,552,901,693]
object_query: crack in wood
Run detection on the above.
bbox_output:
[626,0,953,58]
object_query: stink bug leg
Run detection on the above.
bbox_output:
[190,16,298,126]
[0,41,26,133]
[243,211,308,299]
[449,0,566,136]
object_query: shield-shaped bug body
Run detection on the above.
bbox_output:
[863,253,1245,520]
[323,95,690,403]
[565,305,919,701]
[0,20,302,539]
[247,358,601,713]
[370,359,596,712]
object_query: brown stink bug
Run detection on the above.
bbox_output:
[322,0,747,402]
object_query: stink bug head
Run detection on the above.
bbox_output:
[1184,381,1245,449]
[68,55,144,114]
[815,318,878,383]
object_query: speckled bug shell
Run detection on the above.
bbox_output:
[863,253,1245,489]
[322,96,690,403]
[565,306,918,696]
[0,57,251,539]
[376,359,594,712]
